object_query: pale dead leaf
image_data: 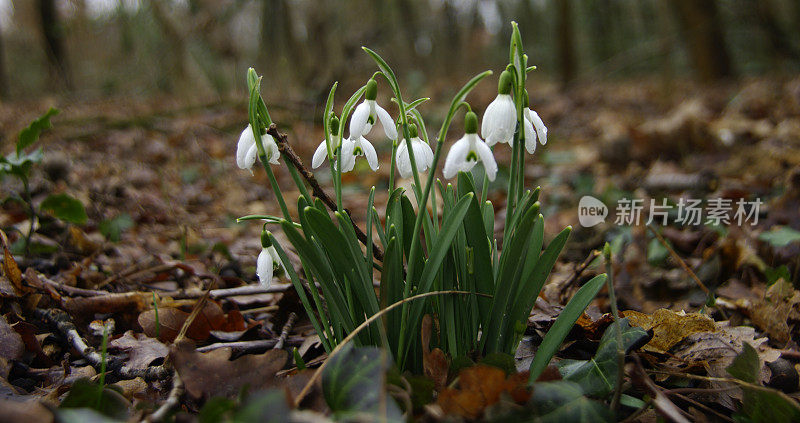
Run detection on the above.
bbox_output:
[625,309,716,354]
[109,331,168,372]
[748,279,800,344]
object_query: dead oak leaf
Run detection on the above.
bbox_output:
[109,330,168,372]
[170,340,288,400]
[437,365,531,420]
[748,279,800,344]
[624,309,716,354]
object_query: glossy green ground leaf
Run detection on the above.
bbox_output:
[528,381,613,423]
[59,378,129,420]
[41,193,88,225]
[759,226,800,247]
[727,342,800,422]
[322,345,403,422]
[558,318,648,397]
[233,390,290,423]
[530,274,607,381]
[56,408,123,423]
[99,213,133,242]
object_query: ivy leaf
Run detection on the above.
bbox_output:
[41,193,88,225]
[727,343,800,421]
[527,381,613,423]
[322,345,403,421]
[99,214,133,242]
[17,108,59,155]
[59,378,129,420]
[558,318,649,397]
[759,226,800,247]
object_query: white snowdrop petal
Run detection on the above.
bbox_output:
[236,125,256,169]
[340,139,356,172]
[244,143,258,170]
[268,246,283,272]
[312,141,329,169]
[361,138,379,171]
[481,94,516,146]
[256,248,273,288]
[529,110,548,145]
[523,118,536,154]
[374,104,398,140]
[474,138,498,181]
[443,136,471,179]
[264,134,281,164]
[349,102,370,140]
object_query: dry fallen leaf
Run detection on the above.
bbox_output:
[138,299,245,343]
[748,279,800,344]
[437,365,531,420]
[170,340,288,400]
[421,315,448,389]
[109,330,168,372]
[625,309,716,354]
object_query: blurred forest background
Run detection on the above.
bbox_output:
[2,0,800,104]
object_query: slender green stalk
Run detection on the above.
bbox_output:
[605,243,625,413]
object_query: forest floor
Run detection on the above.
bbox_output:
[2,75,800,422]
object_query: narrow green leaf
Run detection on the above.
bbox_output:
[17,108,59,155]
[530,274,608,381]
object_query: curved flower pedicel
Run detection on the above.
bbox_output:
[348,79,398,142]
[443,111,498,181]
[256,230,284,288]
[522,108,548,154]
[481,70,516,147]
[236,124,280,172]
[395,123,434,178]
[340,136,379,172]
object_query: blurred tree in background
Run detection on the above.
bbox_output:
[0,0,798,102]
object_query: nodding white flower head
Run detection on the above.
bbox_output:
[312,115,341,169]
[396,123,434,178]
[257,231,284,288]
[348,79,398,141]
[443,111,498,181]
[236,124,280,173]
[481,70,516,146]
[522,108,547,154]
[340,136,378,173]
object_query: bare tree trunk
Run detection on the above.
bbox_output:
[754,0,800,66]
[670,0,734,82]
[556,0,577,88]
[38,0,72,90]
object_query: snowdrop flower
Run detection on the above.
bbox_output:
[236,124,280,173]
[395,123,434,178]
[522,108,547,154]
[312,116,341,169]
[257,231,284,288]
[340,136,379,173]
[348,79,398,141]
[481,70,516,146]
[443,111,498,181]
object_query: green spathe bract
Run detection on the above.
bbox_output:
[237,22,603,377]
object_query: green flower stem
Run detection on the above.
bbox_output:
[261,158,291,221]
[389,140,398,192]
[286,160,311,201]
[605,245,625,413]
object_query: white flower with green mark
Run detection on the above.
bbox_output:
[522,108,547,154]
[481,70,516,147]
[236,124,280,173]
[312,116,342,169]
[348,79,397,141]
[257,231,284,288]
[340,136,379,173]
[396,124,434,178]
[443,111,498,181]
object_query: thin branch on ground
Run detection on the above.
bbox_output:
[196,336,305,353]
[145,372,183,422]
[274,312,298,350]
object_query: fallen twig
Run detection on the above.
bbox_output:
[274,312,298,350]
[34,308,168,381]
[145,372,183,422]
[195,337,305,353]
